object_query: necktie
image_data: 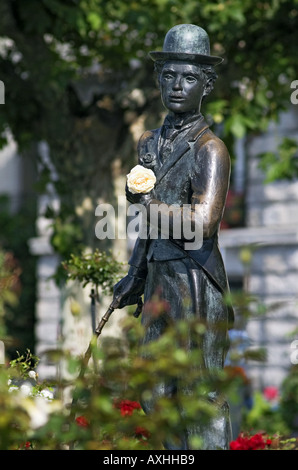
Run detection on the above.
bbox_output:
[159,113,202,162]
[160,126,179,161]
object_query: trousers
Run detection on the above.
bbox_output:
[140,257,232,450]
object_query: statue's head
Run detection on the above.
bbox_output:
[149,25,222,114]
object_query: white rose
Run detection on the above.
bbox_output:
[20,383,33,397]
[126,165,156,194]
[28,370,37,380]
[38,388,54,401]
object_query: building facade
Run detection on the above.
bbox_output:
[220,107,298,389]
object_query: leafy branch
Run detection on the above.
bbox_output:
[62,249,125,294]
[258,137,298,183]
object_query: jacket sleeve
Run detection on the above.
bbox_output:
[128,235,149,279]
[144,134,231,241]
[191,135,231,239]
[127,131,153,279]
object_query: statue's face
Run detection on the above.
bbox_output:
[160,61,206,115]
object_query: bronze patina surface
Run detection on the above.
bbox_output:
[113,24,234,450]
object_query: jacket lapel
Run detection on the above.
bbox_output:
[155,117,209,185]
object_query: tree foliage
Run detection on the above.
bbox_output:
[0,0,297,258]
[1,0,297,139]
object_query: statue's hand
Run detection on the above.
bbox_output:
[113,274,145,309]
[125,184,153,206]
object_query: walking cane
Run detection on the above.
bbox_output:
[77,296,143,380]
[69,296,143,450]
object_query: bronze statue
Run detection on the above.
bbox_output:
[113,24,234,450]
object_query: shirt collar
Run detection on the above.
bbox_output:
[163,112,203,131]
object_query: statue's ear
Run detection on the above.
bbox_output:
[203,77,214,97]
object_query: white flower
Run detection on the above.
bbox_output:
[23,397,51,429]
[20,383,33,397]
[126,165,156,194]
[38,389,54,401]
[29,398,49,429]
[22,395,61,430]
[28,370,37,380]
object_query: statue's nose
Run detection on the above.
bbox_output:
[172,76,183,90]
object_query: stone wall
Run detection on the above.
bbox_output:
[220,107,298,390]
[29,236,61,379]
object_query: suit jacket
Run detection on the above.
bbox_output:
[129,115,234,323]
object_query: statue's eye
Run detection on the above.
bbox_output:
[185,75,197,83]
[163,73,174,80]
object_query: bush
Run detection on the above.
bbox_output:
[0,310,249,450]
[1,249,297,450]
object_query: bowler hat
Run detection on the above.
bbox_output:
[149,24,223,65]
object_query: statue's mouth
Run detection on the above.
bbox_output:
[169,95,185,102]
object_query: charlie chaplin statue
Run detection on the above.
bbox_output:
[113,24,234,450]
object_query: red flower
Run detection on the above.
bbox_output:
[115,399,142,417]
[230,438,247,450]
[75,415,89,428]
[18,441,32,450]
[135,426,150,439]
[230,433,271,450]
[263,386,279,402]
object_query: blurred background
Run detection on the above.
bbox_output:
[0,0,298,427]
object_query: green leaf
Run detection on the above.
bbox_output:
[225,115,247,139]
[87,12,102,30]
